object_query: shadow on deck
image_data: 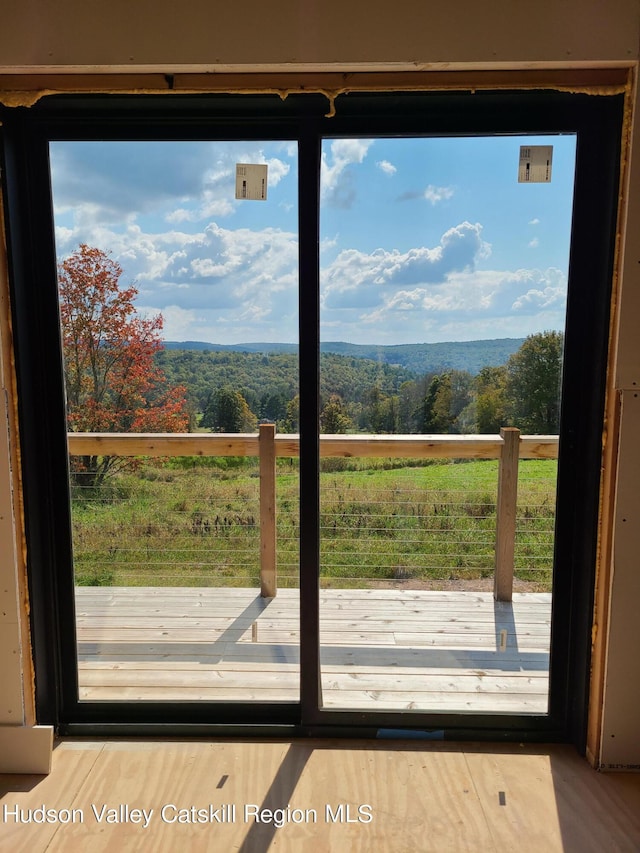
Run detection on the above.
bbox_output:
[75,587,551,712]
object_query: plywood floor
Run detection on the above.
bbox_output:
[75,588,551,713]
[2,739,640,852]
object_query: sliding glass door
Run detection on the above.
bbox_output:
[1,90,623,741]
[48,138,301,705]
[318,134,575,714]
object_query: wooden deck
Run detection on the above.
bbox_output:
[75,587,551,713]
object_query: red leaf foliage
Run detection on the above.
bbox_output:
[59,244,189,436]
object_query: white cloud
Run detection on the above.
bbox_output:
[49,141,569,345]
[528,217,540,225]
[377,160,397,176]
[51,141,293,228]
[51,141,221,224]
[528,237,540,248]
[264,157,290,186]
[512,278,566,312]
[396,185,454,204]
[55,218,299,333]
[166,198,235,223]
[320,234,339,253]
[162,158,289,224]
[327,262,567,345]
[54,225,74,246]
[165,208,195,224]
[137,304,198,341]
[321,139,373,208]
[424,185,454,205]
[54,208,568,344]
[322,222,491,310]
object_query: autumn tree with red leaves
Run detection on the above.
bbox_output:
[59,244,189,486]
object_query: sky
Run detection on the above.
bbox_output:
[50,133,576,345]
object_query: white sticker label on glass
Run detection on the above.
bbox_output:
[518,146,553,183]
[235,164,268,200]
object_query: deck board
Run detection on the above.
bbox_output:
[75,587,551,712]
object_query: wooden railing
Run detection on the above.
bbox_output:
[67,426,559,601]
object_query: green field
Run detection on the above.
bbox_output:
[71,457,557,591]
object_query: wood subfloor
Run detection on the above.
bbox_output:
[75,587,551,713]
[1,739,640,852]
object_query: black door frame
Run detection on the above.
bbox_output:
[0,89,623,747]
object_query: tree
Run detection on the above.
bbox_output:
[398,378,426,433]
[474,365,508,433]
[201,385,257,432]
[419,374,455,433]
[259,390,288,423]
[320,394,353,433]
[362,384,398,433]
[282,393,300,433]
[418,375,441,433]
[380,394,400,434]
[59,244,189,485]
[417,370,474,434]
[506,331,564,433]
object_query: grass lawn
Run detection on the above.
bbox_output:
[71,457,557,591]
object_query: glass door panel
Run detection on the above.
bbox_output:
[50,139,300,703]
[319,135,576,714]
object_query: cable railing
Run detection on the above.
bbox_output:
[67,425,558,601]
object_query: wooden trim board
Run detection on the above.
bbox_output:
[0,726,53,774]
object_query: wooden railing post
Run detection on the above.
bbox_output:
[67,429,559,600]
[259,423,277,597]
[494,427,520,602]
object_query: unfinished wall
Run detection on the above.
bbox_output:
[598,77,640,770]
[0,0,639,771]
[0,0,638,72]
[0,333,23,728]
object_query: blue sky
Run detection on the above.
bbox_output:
[50,133,576,345]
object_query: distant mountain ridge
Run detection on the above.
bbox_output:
[162,338,526,375]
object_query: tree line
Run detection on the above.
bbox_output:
[158,331,563,436]
[60,243,563,489]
